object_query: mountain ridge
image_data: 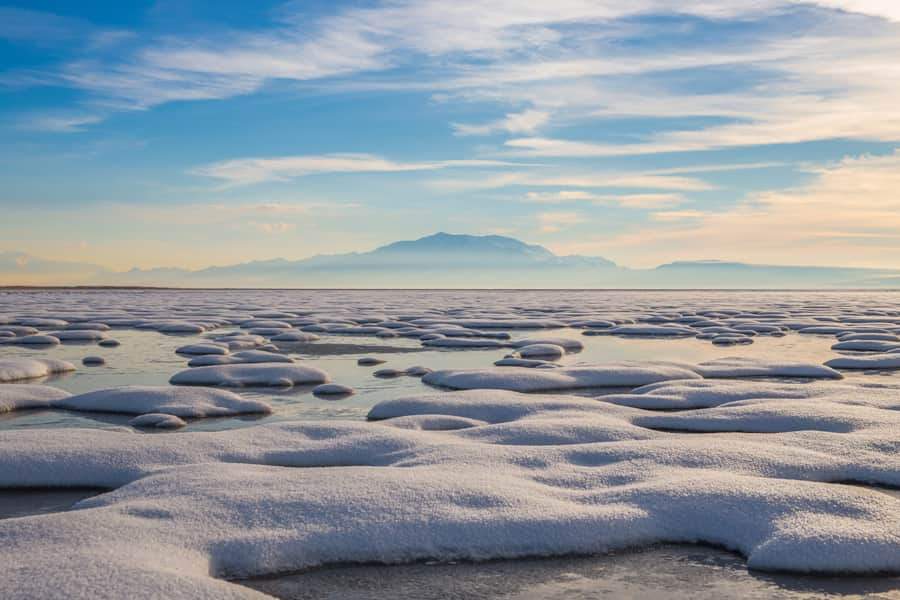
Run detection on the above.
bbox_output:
[2,233,899,288]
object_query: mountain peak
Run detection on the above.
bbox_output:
[372,232,557,260]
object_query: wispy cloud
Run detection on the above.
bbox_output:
[536,210,585,233]
[18,113,103,133]
[192,154,517,186]
[429,171,715,193]
[10,0,900,149]
[452,109,549,136]
[524,191,686,208]
[559,149,900,268]
[250,221,296,234]
[652,209,709,222]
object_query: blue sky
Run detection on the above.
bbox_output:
[2,0,900,273]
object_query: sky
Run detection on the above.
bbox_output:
[2,0,900,273]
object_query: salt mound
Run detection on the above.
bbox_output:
[368,389,616,423]
[170,364,329,387]
[50,330,108,342]
[405,365,432,377]
[358,357,386,366]
[240,319,292,329]
[129,413,187,429]
[831,340,900,352]
[495,357,555,368]
[14,317,67,327]
[3,334,60,345]
[0,358,76,382]
[838,333,900,342]
[374,368,405,378]
[422,363,701,392]
[0,325,39,336]
[514,343,566,359]
[58,385,271,417]
[419,318,565,329]
[603,380,817,410]
[187,350,293,367]
[271,331,320,342]
[510,337,583,351]
[176,343,229,356]
[711,335,753,346]
[312,383,354,397]
[825,354,900,370]
[631,393,900,434]
[65,322,111,331]
[210,333,266,350]
[157,322,206,334]
[0,384,70,412]
[422,338,506,348]
[695,357,843,379]
[609,324,697,337]
[380,414,486,430]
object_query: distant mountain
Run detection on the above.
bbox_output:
[297,233,616,270]
[647,260,900,288]
[0,251,109,286]
[122,232,618,287]
[3,234,900,288]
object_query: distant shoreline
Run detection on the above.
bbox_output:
[2,286,900,292]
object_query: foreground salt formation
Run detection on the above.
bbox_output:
[423,363,702,392]
[2,290,900,597]
[129,413,188,429]
[0,381,898,598]
[0,358,76,382]
[0,384,70,412]
[169,363,329,387]
[423,358,842,392]
[0,385,270,418]
[58,386,271,417]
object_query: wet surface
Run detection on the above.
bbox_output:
[240,545,900,600]
[0,488,106,519]
[2,324,889,432]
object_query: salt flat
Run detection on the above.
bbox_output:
[0,289,898,598]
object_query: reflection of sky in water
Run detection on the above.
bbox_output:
[3,322,899,434]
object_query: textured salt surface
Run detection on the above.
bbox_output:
[0,384,270,418]
[0,290,899,598]
[58,386,271,417]
[170,363,330,387]
[1,383,899,598]
[0,384,70,412]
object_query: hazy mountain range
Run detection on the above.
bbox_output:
[2,233,899,288]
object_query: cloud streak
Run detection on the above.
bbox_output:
[13,1,900,129]
[192,154,517,186]
[558,150,900,268]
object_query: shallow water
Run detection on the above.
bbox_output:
[2,292,897,432]
[0,328,860,430]
[0,488,105,520]
[241,545,900,600]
